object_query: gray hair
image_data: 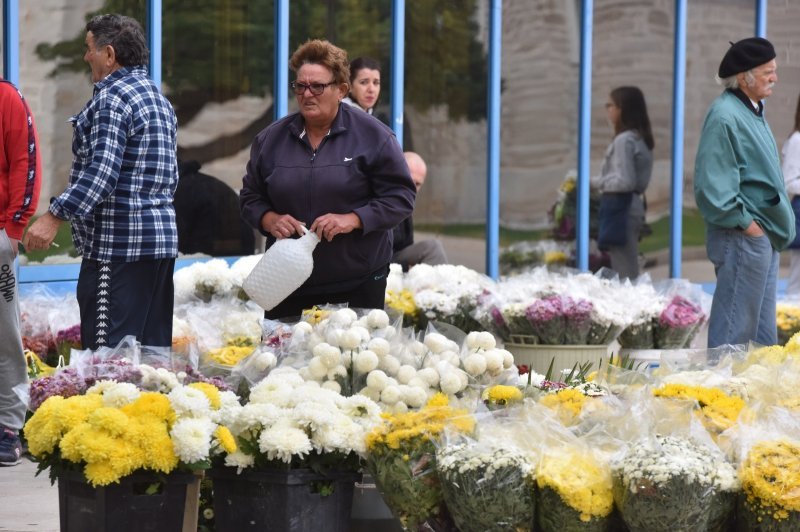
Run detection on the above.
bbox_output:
[715,70,755,89]
[86,14,148,67]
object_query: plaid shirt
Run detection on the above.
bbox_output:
[50,66,179,262]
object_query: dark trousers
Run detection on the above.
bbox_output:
[265,266,388,321]
[77,258,175,349]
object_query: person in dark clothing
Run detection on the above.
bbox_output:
[175,160,255,256]
[240,40,415,320]
[392,152,448,271]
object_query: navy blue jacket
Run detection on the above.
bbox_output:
[240,103,415,292]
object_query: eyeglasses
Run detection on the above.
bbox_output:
[291,81,336,96]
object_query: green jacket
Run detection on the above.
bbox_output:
[694,90,795,250]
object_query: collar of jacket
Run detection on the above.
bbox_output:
[93,65,147,94]
[727,88,764,117]
[288,102,350,141]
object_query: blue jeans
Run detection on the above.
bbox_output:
[706,229,778,348]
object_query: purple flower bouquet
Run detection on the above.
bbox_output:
[562,297,594,345]
[54,324,81,365]
[526,296,566,345]
[655,296,705,348]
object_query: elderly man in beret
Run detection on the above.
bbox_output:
[695,37,795,348]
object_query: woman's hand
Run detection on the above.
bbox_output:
[310,213,362,242]
[261,211,306,239]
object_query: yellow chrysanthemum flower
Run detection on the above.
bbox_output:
[741,439,800,520]
[537,450,614,521]
[482,385,524,406]
[539,388,588,424]
[87,407,129,437]
[189,382,222,410]
[214,426,237,454]
[653,384,744,433]
[748,345,788,366]
[122,392,176,425]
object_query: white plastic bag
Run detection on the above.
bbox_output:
[243,226,319,310]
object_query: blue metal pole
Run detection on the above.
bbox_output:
[755,0,767,38]
[670,0,687,279]
[390,0,405,146]
[576,0,593,272]
[3,0,19,84]
[147,0,161,86]
[274,0,289,120]
[485,0,501,279]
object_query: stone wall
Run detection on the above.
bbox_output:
[16,1,800,229]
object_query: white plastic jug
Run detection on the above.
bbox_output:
[243,226,320,310]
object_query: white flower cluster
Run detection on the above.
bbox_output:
[613,435,739,493]
[280,308,515,412]
[224,368,382,469]
[403,264,493,320]
[437,443,533,482]
[173,255,262,304]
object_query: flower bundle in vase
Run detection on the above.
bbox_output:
[654,296,704,349]
[526,295,566,344]
[436,443,535,532]
[611,435,739,532]
[365,393,475,531]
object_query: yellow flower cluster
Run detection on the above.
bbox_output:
[543,251,568,265]
[207,345,255,366]
[740,439,800,521]
[539,388,589,424]
[653,383,744,433]
[25,392,179,486]
[302,306,330,325]
[482,385,523,406]
[777,305,800,335]
[537,450,614,522]
[560,176,576,194]
[385,289,418,318]
[366,393,475,453]
[214,426,237,454]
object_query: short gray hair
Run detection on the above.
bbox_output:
[715,70,755,89]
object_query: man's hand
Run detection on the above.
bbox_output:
[23,212,63,251]
[743,220,765,237]
[310,213,362,242]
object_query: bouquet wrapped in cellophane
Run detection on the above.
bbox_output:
[365,393,475,531]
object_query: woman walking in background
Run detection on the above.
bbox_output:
[343,56,382,116]
[781,92,800,298]
[594,86,654,279]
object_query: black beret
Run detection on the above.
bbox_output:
[718,37,776,78]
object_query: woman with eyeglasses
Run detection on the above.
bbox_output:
[594,86,654,279]
[240,39,415,319]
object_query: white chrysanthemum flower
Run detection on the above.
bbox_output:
[354,350,380,374]
[407,377,428,390]
[312,419,357,453]
[326,365,347,381]
[325,328,343,347]
[463,353,488,376]
[137,365,180,392]
[440,373,463,395]
[499,349,514,369]
[381,385,402,405]
[466,331,496,351]
[322,381,342,394]
[342,394,382,425]
[213,390,243,426]
[258,421,313,463]
[378,354,401,375]
[484,349,504,372]
[424,333,450,354]
[230,403,287,435]
[248,380,294,407]
[330,308,358,327]
[307,357,328,380]
[366,370,389,391]
[293,402,338,431]
[293,321,313,335]
[366,309,390,329]
[169,385,212,418]
[224,449,255,471]
[338,328,360,351]
[358,386,381,402]
[404,386,428,408]
[367,337,391,357]
[100,382,142,407]
[417,367,440,387]
[249,350,277,372]
[312,342,341,368]
[439,350,461,367]
[171,417,214,463]
[265,368,304,385]
[396,365,417,384]
[86,380,118,395]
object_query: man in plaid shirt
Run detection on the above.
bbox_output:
[24,14,178,349]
